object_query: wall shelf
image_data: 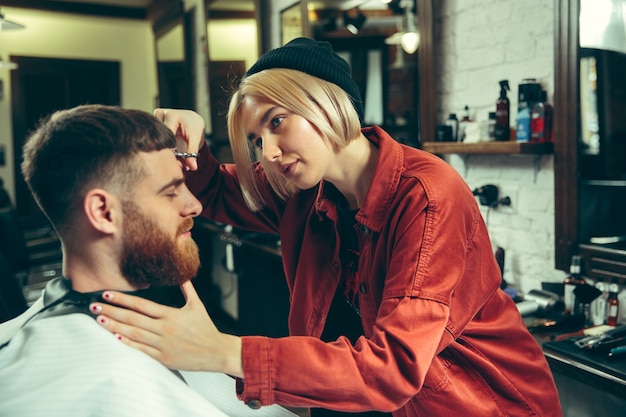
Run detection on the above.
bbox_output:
[422,141,554,155]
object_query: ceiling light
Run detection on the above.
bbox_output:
[0,9,25,31]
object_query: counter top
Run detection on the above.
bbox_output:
[195,219,282,258]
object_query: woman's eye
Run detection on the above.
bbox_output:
[270,116,284,129]
[252,137,263,150]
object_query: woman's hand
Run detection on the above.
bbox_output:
[89,280,243,378]
[154,108,207,172]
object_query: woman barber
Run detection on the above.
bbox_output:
[90,38,562,417]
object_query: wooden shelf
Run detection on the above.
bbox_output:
[422,141,554,155]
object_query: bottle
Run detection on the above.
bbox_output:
[516,79,541,142]
[591,277,608,326]
[516,102,531,142]
[607,281,620,326]
[494,80,510,141]
[458,105,471,142]
[446,113,459,142]
[530,90,554,143]
[487,112,496,141]
[563,255,586,315]
[543,93,553,143]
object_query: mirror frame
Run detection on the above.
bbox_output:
[415,0,435,145]
[553,0,579,271]
[300,0,434,145]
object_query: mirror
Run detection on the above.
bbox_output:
[152,3,195,110]
[554,0,626,271]
[206,0,259,145]
[304,0,434,147]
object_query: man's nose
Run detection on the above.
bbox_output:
[182,186,202,217]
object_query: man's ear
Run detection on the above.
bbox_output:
[84,189,120,235]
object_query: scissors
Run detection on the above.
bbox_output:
[173,150,198,159]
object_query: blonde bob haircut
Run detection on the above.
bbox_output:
[227,68,362,212]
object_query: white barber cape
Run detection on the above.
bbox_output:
[0,282,297,417]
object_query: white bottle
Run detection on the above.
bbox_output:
[591,278,608,326]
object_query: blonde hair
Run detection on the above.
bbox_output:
[227,68,362,211]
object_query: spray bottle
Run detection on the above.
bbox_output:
[494,80,510,141]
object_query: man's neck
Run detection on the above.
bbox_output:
[62,254,147,293]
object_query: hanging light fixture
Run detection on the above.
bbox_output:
[400,6,419,54]
[0,8,25,31]
[384,1,419,54]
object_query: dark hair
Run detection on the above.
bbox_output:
[21,104,176,235]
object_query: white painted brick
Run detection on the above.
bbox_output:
[435,0,566,293]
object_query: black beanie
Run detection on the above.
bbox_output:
[245,37,364,122]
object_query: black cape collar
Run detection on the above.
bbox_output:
[40,276,154,321]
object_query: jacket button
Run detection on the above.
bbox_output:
[359,283,367,294]
[247,399,262,409]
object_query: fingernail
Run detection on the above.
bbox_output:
[103,292,113,300]
[185,166,190,171]
[98,316,108,325]
[90,303,102,314]
[115,333,123,341]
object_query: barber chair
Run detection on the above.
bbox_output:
[0,205,62,307]
[0,248,28,323]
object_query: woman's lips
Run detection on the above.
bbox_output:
[281,161,297,179]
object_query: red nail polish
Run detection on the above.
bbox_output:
[98,317,107,324]
[116,334,123,341]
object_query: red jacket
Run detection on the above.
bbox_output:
[186,126,562,416]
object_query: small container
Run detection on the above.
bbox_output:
[435,125,453,142]
[446,113,459,142]
[607,282,620,326]
[458,105,471,142]
[487,112,496,141]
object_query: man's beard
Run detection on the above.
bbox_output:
[120,201,200,287]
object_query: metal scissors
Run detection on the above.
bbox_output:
[173,150,198,159]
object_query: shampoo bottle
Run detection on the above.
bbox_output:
[494,80,510,141]
[530,90,553,142]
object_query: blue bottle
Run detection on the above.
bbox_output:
[516,79,541,142]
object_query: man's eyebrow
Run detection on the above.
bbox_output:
[157,177,185,194]
[246,106,278,142]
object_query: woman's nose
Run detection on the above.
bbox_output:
[261,136,281,162]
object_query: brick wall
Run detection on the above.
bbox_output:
[433,0,567,293]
